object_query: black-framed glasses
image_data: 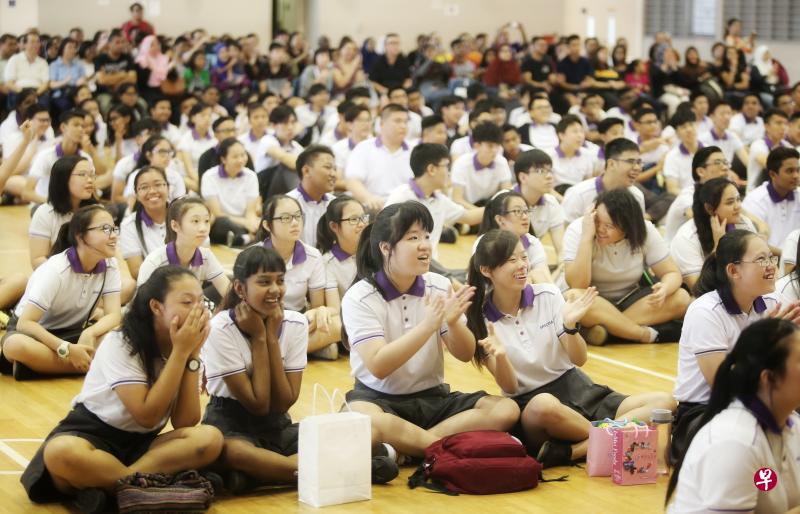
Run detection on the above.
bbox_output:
[704,159,730,168]
[137,182,168,193]
[736,255,779,268]
[611,157,644,167]
[503,207,535,219]
[87,224,120,236]
[529,166,552,175]
[154,148,176,157]
[339,214,370,226]
[272,213,304,224]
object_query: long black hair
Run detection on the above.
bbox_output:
[466,229,520,367]
[135,134,172,169]
[256,194,304,241]
[165,196,209,243]
[48,155,98,216]
[692,177,736,257]
[51,204,110,256]
[594,189,647,253]
[121,266,199,385]
[220,246,286,311]
[132,166,169,255]
[666,318,799,504]
[693,229,756,297]
[316,196,362,254]
[478,190,532,236]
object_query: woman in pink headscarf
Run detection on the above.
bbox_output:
[135,35,171,100]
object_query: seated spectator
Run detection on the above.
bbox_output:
[119,166,169,279]
[418,114,447,146]
[745,108,790,191]
[451,122,512,209]
[332,38,366,96]
[513,149,566,257]
[3,32,49,100]
[698,100,748,168]
[297,48,334,97]
[176,102,215,191]
[49,37,86,113]
[316,196,367,299]
[255,105,303,198]
[413,44,451,105]
[501,123,534,169]
[482,43,521,93]
[518,95,559,150]
[717,46,750,99]
[729,92,765,146]
[556,34,593,106]
[184,50,210,94]
[547,114,597,191]
[237,102,269,164]
[134,35,170,102]
[690,91,713,135]
[677,46,710,92]
[119,136,186,204]
[369,33,411,96]
[287,145,336,247]
[332,104,372,174]
[520,37,557,95]
[664,108,703,195]
[650,47,689,118]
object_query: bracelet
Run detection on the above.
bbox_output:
[563,322,581,335]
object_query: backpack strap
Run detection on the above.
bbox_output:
[407,464,458,496]
[538,471,569,483]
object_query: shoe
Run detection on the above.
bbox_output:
[71,487,108,514]
[223,470,255,495]
[582,325,608,346]
[371,455,399,484]
[12,361,36,381]
[439,226,457,244]
[651,320,682,343]
[535,440,574,469]
[310,343,338,361]
[199,470,224,496]
[0,352,11,375]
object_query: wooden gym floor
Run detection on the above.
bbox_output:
[0,205,676,513]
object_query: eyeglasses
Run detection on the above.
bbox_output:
[137,182,168,193]
[87,224,120,236]
[339,214,370,225]
[611,157,644,167]
[529,166,552,175]
[503,207,535,219]
[272,213,304,224]
[704,159,730,168]
[736,255,779,268]
[154,148,176,157]
[73,171,96,179]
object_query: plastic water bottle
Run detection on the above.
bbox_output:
[650,409,673,475]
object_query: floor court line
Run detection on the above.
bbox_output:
[0,439,44,443]
[0,441,29,468]
[587,351,676,382]
[0,471,23,475]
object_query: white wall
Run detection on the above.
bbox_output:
[0,0,38,36]
[562,0,645,60]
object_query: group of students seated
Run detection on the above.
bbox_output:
[0,19,799,514]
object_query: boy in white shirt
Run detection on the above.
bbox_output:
[451,122,512,209]
[331,104,372,177]
[664,109,703,195]
[286,145,336,247]
[236,102,270,165]
[729,92,765,146]
[512,149,566,257]
[546,114,597,193]
[698,100,748,169]
[518,95,558,151]
[745,108,790,192]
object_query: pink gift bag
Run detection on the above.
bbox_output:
[611,425,657,485]
[586,422,620,477]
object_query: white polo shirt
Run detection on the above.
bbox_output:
[385,179,466,260]
[729,113,765,146]
[200,165,259,218]
[286,185,334,248]
[484,283,571,395]
[345,137,413,199]
[450,151,513,204]
[119,211,168,259]
[29,143,92,200]
[73,330,170,433]
[562,218,670,301]
[323,245,357,299]
[449,134,474,158]
[202,308,308,399]
[342,271,453,395]
[15,248,121,330]
[663,143,702,192]
[698,127,744,163]
[781,228,800,272]
[331,137,357,171]
[137,242,225,286]
[237,130,267,165]
[318,126,346,148]
[123,164,187,202]
[674,289,780,403]
[545,146,596,187]
[776,273,800,303]
[112,152,140,186]
[255,134,303,172]
[663,184,695,243]
[261,237,329,312]
[741,181,800,247]
[473,233,547,272]
[523,190,566,238]
[667,400,800,514]
[176,129,216,170]
[639,138,670,169]
[522,123,558,150]
[561,176,645,223]
[746,137,792,192]
[3,53,48,88]
[670,217,757,277]
[28,203,72,244]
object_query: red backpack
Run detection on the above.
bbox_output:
[408,430,563,495]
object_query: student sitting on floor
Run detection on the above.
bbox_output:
[451,122,512,210]
[562,189,690,345]
[21,266,223,512]
[258,195,341,359]
[342,201,520,462]
[119,166,169,280]
[316,196,368,300]
[286,145,336,248]
[1,205,122,381]
[466,229,675,467]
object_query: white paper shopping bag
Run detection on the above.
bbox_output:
[298,384,371,507]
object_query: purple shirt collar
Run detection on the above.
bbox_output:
[262,237,307,265]
[766,181,795,203]
[594,175,605,194]
[473,153,495,171]
[484,284,535,322]
[764,136,782,150]
[375,137,409,151]
[710,128,728,141]
[374,269,425,301]
[191,128,211,141]
[679,142,702,155]
[331,243,351,262]
[511,184,545,205]
[717,286,767,315]
[520,234,531,249]
[140,209,155,227]
[741,395,793,434]
[334,127,345,141]
[409,179,427,199]
[248,130,261,142]
[166,241,203,267]
[348,137,356,150]
[217,164,244,178]
[66,246,107,274]
[744,115,759,125]
[556,145,580,158]
[597,147,605,161]
[296,184,330,204]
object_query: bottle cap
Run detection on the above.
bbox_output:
[651,408,673,423]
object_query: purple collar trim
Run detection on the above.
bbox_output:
[140,209,155,227]
[767,181,795,203]
[375,137,409,151]
[262,237,307,265]
[473,153,495,171]
[374,269,425,301]
[166,241,203,267]
[66,246,106,274]
[217,164,244,178]
[331,243,351,262]
[484,284,535,322]
[348,137,356,150]
[711,128,728,141]
[741,395,794,434]
[192,128,211,141]
[594,175,604,194]
[520,234,531,249]
[296,184,330,204]
[409,179,427,199]
[718,287,767,315]
[556,145,580,158]
[512,184,544,205]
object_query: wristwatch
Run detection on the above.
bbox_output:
[186,358,202,372]
[563,322,581,335]
[56,341,71,359]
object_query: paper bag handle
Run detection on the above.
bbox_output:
[330,388,352,413]
[311,382,335,415]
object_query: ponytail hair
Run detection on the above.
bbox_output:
[121,266,199,385]
[692,177,735,257]
[132,166,169,255]
[666,318,799,505]
[50,204,110,256]
[477,190,531,236]
[316,196,362,254]
[220,246,286,311]
[165,196,209,243]
[256,194,303,241]
[692,229,755,297]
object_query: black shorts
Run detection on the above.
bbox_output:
[614,285,654,311]
[511,368,628,422]
[202,396,298,456]
[345,381,488,430]
[21,403,159,503]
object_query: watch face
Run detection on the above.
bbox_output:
[187,359,200,371]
